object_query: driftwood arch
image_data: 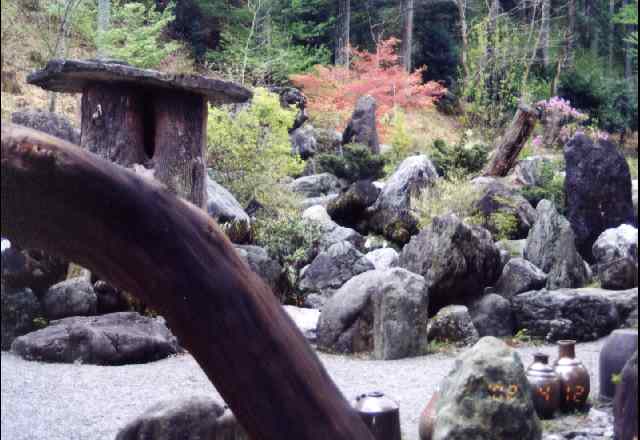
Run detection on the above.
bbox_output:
[1,124,374,440]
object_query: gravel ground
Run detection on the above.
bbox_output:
[1,340,605,440]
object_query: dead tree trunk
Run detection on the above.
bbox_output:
[401,0,415,72]
[336,0,351,66]
[484,104,540,177]
[0,124,375,440]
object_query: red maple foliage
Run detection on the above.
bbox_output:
[291,38,446,133]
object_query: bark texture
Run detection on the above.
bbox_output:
[401,0,415,72]
[336,0,351,66]
[0,124,375,440]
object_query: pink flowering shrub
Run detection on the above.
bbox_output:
[537,97,589,149]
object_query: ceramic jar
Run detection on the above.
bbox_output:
[526,353,562,419]
[352,392,402,440]
[599,329,638,400]
[553,340,590,412]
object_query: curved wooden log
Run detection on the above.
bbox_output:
[1,124,374,440]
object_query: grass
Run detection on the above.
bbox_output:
[628,157,638,180]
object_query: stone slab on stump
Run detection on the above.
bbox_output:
[11,312,179,365]
[432,337,542,440]
[564,134,636,262]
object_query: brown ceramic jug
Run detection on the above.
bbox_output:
[526,353,562,419]
[553,340,590,412]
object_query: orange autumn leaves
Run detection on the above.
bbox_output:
[291,38,446,135]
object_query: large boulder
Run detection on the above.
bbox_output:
[235,245,283,294]
[510,156,556,187]
[432,337,542,440]
[470,294,516,337]
[317,268,429,360]
[342,95,380,154]
[327,180,380,230]
[365,248,399,271]
[511,288,626,342]
[368,155,439,244]
[564,134,636,261]
[1,285,42,350]
[290,124,317,159]
[524,200,590,289]
[299,241,374,297]
[614,351,638,440]
[495,258,548,298]
[283,305,320,343]
[400,214,502,314]
[592,225,638,290]
[427,305,480,347]
[474,182,538,239]
[290,173,343,198]
[41,277,97,320]
[93,280,131,314]
[1,247,68,296]
[116,396,249,440]
[11,109,80,144]
[11,312,179,365]
[206,176,251,243]
[302,205,364,251]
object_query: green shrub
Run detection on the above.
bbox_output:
[470,211,520,241]
[315,144,387,183]
[414,176,482,229]
[207,88,304,206]
[520,161,566,213]
[383,109,416,174]
[430,138,489,178]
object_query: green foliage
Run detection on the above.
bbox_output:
[315,144,387,183]
[99,2,180,68]
[614,1,639,62]
[32,316,49,330]
[414,175,481,229]
[383,109,418,174]
[430,137,489,178]
[470,211,520,241]
[520,161,566,213]
[207,88,303,205]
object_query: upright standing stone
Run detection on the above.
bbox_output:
[343,95,380,154]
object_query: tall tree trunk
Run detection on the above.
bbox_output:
[567,0,577,68]
[486,0,501,100]
[609,0,616,70]
[541,0,551,69]
[336,0,351,66]
[97,0,111,59]
[401,0,415,72]
[623,0,634,81]
[457,0,470,80]
[1,124,376,440]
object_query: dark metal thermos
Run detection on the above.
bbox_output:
[352,392,402,440]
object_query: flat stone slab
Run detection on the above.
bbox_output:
[27,59,252,104]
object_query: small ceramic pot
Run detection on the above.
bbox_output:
[599,329,638,400]
[553,340,590,412]
[527,353,563,419]
[418,391,440,440]
[352,392,402,440]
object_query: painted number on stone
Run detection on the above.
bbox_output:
[488,384,520,400]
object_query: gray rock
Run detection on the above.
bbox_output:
[235,245,283,294]
[496,239,527,258]
[474,182,538,239]
[302,205,364,251]
[495,258,548,298]
[290,124,317,159]
[317,268,429,360]
[290,173,343,198]
[342,95,380,154]
[592,225,638,290]
[41,277,97,320]
[432,337,542,440]
[116,396,249,440]
[427,305,480,347]
[365,248,399,271]
[581,288,639,324]
[303,293,326,310]
[11,109,80,144]
[299,241,374,297]
[315,128,342,153]
[511,156,556,187]
[368,155,439,244]
[300,194,339,209]
[512,289,623,342]
[283,306,320,343]
[327,180,380,230]
[525,200,590,289]
[1,246,68,296]
[93,280,130,314]
[400,214,502,314]
[470,294,516,337]
[564,134,636,261]
[1,285,42,350]
[206,176,251,243]
[11,312,179,365]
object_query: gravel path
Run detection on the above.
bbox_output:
[1,340,605,440]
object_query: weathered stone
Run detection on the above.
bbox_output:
[290,173,343,198]
[592,225,638,290]
[470,293,516,337]
[206,176,251,243]
[365,248,399,271]
[235,245,283,294]
[28,59,252,104]
[1,247,69,296]
[315,128,342,153]
[283,305,320,343]
[497,239,528,258]
[524,200,590,289]
[427,305,480,347]
[302,205,364,251]
[290,124,317,159]
[41,277,97,320]
[11,312,179,365]
[1,285,42,350]
[93,280,130,314]
[564,134,636,261]
[300,194,339,209]
[327,180,380,230]
[342,95,380,154]
[511,156,556,187]
[116,396,249,440]
[11,109,80,144]
[400,214,502,314]
[495,258,548,298]
[474,182,538,239]
[432,337,542,440]
[299,241,374,297]
[317,268,429,360]
[614,351,638,440]
[512,288,624,342]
